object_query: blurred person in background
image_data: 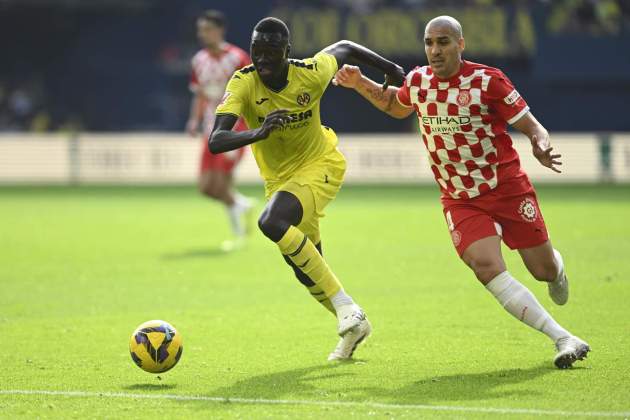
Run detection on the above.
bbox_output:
[187,10,254,251]
[334,15,590,369]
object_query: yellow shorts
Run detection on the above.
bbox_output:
[265,148,346,245]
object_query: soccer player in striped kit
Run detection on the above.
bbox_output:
[187,10,253,251]
[333,15,590,368]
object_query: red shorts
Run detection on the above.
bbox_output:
[200,118,248,174]
[442,175,549,256]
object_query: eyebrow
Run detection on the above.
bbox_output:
[425,36,451,41]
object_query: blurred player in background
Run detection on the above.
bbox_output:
[334,15,590,369]
[210,17,405,361]
[187,10,253,251]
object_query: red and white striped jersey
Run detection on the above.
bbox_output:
[190,42,250,133]
[397,60,530,199]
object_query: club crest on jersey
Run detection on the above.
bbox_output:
[457,90,472,107]
[518,197,538,222]
[451,230,462,247]
[219,91,231,106]
[297,92,311,106]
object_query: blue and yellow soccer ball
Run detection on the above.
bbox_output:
[129,320,183,373]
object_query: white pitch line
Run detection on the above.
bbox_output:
[1,390,630,418]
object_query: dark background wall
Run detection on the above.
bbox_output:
[1,0,629,133]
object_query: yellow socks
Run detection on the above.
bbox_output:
[277,225,342,299]
[307,284,335,315]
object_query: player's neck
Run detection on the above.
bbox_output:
[436,60,465,80]
[206,42,224,55]
[262,63,289,91]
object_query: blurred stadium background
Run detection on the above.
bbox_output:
[1,0,629,185]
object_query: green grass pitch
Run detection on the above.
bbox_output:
[1,184,629,418]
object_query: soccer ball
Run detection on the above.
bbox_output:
[129,320,183,373]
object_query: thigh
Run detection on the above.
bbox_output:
[288,151,346,219]
[443,203,501,257]
[199,142,216,174]
[492,192,549,251]
[279,182,316,233]
[265,183,322,244]
[212,170,233,193]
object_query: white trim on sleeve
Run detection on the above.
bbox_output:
[507,106,529,125]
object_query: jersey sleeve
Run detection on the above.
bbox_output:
[215,72,248,117]
[487,71,529,125]
[396,71,414,108]
[312,51,339,91]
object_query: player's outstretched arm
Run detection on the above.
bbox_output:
[209,110,290,154]
[333,65,413,119]
[512,112,562,173]
[324,40,405,89]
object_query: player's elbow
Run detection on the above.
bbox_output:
[328,40,353,51]
[325,40,355,64]
[388,108,413,120]
[389,111,407,120]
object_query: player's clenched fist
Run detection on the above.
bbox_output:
[257,109,292,139]
[332,65,363,89]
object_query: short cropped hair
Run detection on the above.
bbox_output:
[254,17,289,38]
[200,10,226,28]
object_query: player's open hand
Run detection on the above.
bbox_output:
[332,65,363,89]
[257,109,291,139]
[532,134,562,173]
[383,63,405,90]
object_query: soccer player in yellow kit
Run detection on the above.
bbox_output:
[209,17,404,360]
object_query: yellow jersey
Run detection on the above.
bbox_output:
[215,51,339,182]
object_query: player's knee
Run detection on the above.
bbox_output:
[199,185,213,198]
[466,256,504,283]
[205,185,223,200]
[257,210,288,242]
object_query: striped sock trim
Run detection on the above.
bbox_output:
[288,235,308,257]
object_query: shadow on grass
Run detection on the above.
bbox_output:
[196,362,554,405]
[123,383,178,391]
[208,364,354,400]
[351,363,555,403]
[161,247,229,260]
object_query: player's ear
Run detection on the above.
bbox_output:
[459,37,465,53]
[285,44,291,58]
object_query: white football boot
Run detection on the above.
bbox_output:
[336,304,366,336]
[548,249,569,305]
[220,237,245,252]
[328,316,372,361]
[554,336,590,369]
